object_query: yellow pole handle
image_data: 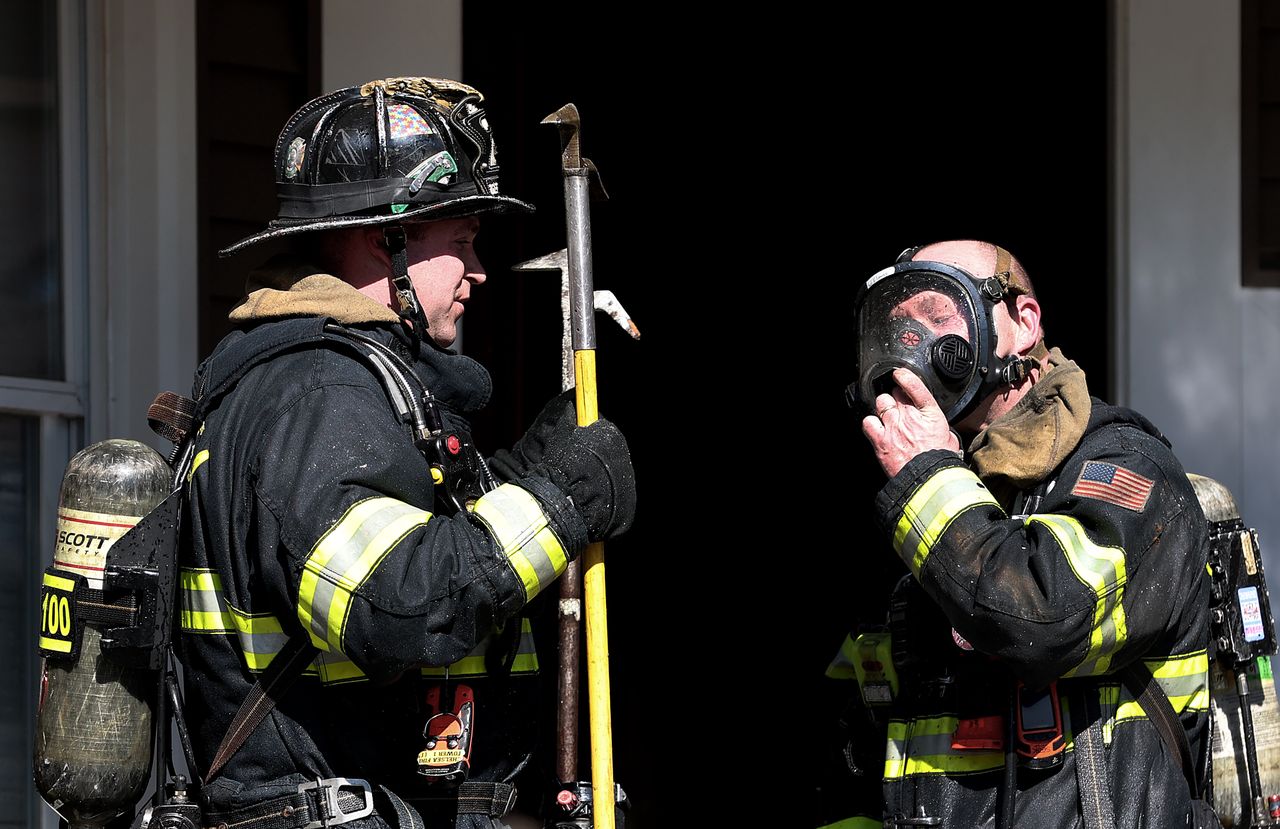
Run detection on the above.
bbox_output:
[573,349,615,829]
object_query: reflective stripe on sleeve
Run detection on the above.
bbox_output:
[420,617,539,678]
[893,467,1002,576]
[297,497,433,653]
[470,484,568,601]
[1027,514,1128,677]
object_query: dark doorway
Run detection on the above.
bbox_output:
[196,0,322,358]
[464,4,1108,825]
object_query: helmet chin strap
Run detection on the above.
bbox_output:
[383,224,430,354]
[998,354,1040,386]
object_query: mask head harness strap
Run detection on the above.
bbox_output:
[878,244,1042,413]
[987,245,1042,386]
[383,224,429,354]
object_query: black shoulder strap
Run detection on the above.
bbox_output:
[202,634,318,785]
[1120,662,1200,798]
[1070,665,1201,829]
[192,318,401,786]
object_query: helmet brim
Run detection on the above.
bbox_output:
[218,194,535,257]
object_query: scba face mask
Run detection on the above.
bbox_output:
[847,258,1038,424]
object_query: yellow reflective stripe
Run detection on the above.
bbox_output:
[298,497,432,653]
[420,651,540,678]
[883,716,1004,778]
[471,484,568,601]
[1114,652,1210,721]
[187,449,210,482]
[893,467,1001,576]
[818,819,882,829]
[39,636,73,653]
[314,650,366,684]
[885,721,907,779]
[1099,682,1120,744]
[42,572,76,592]
[178,568,327,676]
[420,618,540,678]
[179,568,234,632]
[1029,514,1128,677]
[825,634,859,680]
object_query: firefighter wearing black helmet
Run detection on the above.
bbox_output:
[178,78,636,829]
[817,241,1212,828]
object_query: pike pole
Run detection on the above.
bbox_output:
[544,103,615,829]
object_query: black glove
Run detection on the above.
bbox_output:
[489,389,578,482]
[533,418,636,542]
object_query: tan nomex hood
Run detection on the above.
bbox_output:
[228,255,401,326]
[968,347,1093,505]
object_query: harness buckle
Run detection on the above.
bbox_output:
[297,777,374,829]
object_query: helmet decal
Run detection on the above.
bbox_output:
[407,151,459,193]
[284,138,306,180]
[388,103,434,140]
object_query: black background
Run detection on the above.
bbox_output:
[460,4,1109,824]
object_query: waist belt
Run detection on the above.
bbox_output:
[407,781,519,818]
[204,778,517,829]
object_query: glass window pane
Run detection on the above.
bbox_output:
[0,414,38,825]
[0,1,62,379]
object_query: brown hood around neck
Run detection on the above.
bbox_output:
[967,347,1092,503]
[228,255,401,326]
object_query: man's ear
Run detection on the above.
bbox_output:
[1013,294,1042,354]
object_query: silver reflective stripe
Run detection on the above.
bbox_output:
[1028,514,1128,677]
[298,497,433,652]
[420,617,540,678]
[470,484,568,601]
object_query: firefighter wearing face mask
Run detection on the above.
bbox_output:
[818,241,1212,829]
[178,77,636,829]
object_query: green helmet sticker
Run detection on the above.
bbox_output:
[406,151,459,194]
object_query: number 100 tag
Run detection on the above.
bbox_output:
[38,569,84,659]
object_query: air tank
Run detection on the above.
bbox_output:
[1190,474,1280,828]
[33,439,171,829]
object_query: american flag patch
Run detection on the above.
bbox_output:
[388,104,433,139]
[1071,460,1155,512]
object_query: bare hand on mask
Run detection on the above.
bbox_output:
[862,368,962,478]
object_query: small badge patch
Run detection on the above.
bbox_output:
[1071,460,1154,512]
[284,137,306,179]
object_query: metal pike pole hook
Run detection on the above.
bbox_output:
[513,258,638,826]
[535,102,619,829]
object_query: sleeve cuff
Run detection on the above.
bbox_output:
[515,474,590,558]
[468,478,588,609]
[875,451,1001,578]
[874,449,968,533]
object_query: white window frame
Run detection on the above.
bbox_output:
[0,2,96,827]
